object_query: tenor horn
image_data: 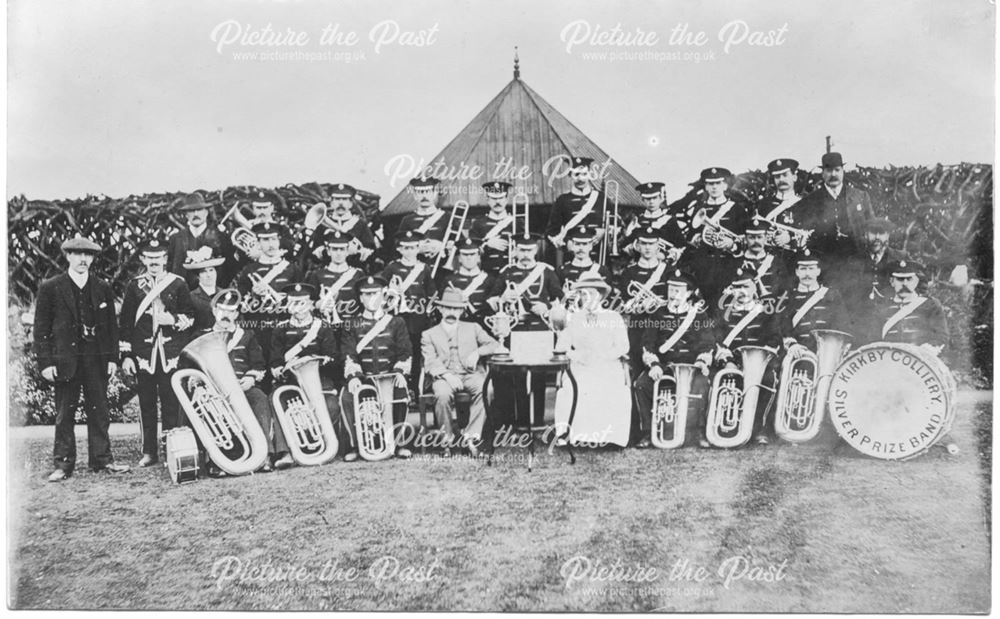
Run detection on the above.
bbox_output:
[219,204,260,257]
[706,345,776,448]
[171,331,270,475]
[774,329,852,443]
[431,200,470,277]
[352,373,407,461]
[271,356,340,466]
[651,362,702,449]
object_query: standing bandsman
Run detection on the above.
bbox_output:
[168,193,226,289]
[779,250,849,354]
[183,246,226,331]
[304,184,377,271]
[622,182,686,261]
[686,167,751,251]
[557,226,610,291]
[715,217,791,307]
[634,269,716,448]
[235,221,302,381]
[545,156,607,266]
[119,238,196,466]
[469,180,515,275]
[341,276,414,460]
[439,238,496,329]
[225,192,299,280]
[713,267,781,445]
[795,152,875,262]
[871,260,948,354]
[269,283,346,464]
[381,230,436,392]
[617,226,674,377]
[35,236,131,481]
[305,230,366,327]
[398,176,452,266]
[756,159,803,228]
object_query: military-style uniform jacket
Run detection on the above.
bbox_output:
[235,258,301,324]
[304,265,366,325]
[441,268,496,325]
[468,212,514,274]
[641,303,717,366]
[119,273,195,373]
[621,209,687,253]
[715,301,781,354]
[872,295,949,348]
[341,311,413,378]
[545,189,607,242]
[381,259,436,316]
[616,259,673,318]
[269,316,339,380]
[557,260,609,289]
[398,207,453,264]
[684,197,752,245]
[190,326,266,383]
[716,251,791,301]
[488,261,564,331]
[305,216,377,269]
[778,286,849,347]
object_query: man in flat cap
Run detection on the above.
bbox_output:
[794,152,874,261]
[35,236,131,481]
[168,192,226,289]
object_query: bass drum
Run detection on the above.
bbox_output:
[827,342,957,461]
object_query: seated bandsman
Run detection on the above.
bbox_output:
[235,221,302,382]
[342,276,414,460]
[196,290,291,473]
[398,176,451,265]
[304,184,377,271]
[556,225,610,291]
[440,238,496,329]
[305,230,366,327]
[714,217,791,307]
[622,182,686,261]
[714,267,781,445]
[779,249,849,354]
[871,260,948,355]
[269,283,344,464]
[119,238,196,466]
[634,269,715,448]
[617,226,674,377]
[183,247,226,331]
[469,180,515,275]
[421,289,504,455]
[382,230,436,392]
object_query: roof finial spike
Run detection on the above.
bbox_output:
[513,46,520,79]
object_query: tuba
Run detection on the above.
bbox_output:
[774,329,852,443]
[171,331,270,475]
[431,200,470,277]
[271,356,340,466]
[352,373,408,461]
[705,345,776,448]
[651,363,702,449]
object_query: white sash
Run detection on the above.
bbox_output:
[633,262,667,296]
[396,262,426,293]
[751,254,775,294]
[481,216,513,241]
[723,304,764,348]
[320,268,358,305]
[356,314,393,354]
[763,195,800,222]
[226,326,244,353]
[284,319,322,364]
[708,200,736,226]
[461,272,489,297]
[791,287,828,328]
[658,305,701,354]
[415,210,446,235]
[559,191,600,237]
[648,211,672,230]
[511,263,548,297]
[881,297,928,338]
[258,259,290,288]
[134,273,180,326]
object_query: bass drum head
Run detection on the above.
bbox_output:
[828,343,956,461]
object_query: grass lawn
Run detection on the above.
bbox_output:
[7,390,991,612]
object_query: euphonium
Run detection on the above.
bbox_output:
[171,331,269,475]
[774,329,853,443]
[652,362,701,449]
[271,356,340,466]
[706,345,776,448]
[353,373,407,462]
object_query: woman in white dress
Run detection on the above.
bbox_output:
[552,272,632,447]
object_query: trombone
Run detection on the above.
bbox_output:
[508,192,530,267]
[431,200,469,278]
[598,180,621,265]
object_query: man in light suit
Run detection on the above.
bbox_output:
[421,289,504,454]
[34,236,131,481]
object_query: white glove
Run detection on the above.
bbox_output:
[648,365,664,381]
[121,358,136,377]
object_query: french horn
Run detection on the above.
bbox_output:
[774,329,852,443]
[271,356,340,466]
[171,331,270,475]
[705,345,776,448]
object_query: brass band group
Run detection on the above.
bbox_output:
[33,151,955,482]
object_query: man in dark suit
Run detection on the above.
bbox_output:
[34,236,131,481]
[794,152,875,262]
[167,193,227,288]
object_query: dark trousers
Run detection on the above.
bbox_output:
[634,370,710,445]
[137,366,181,457]
[52,357,113,472]
[400,313,429,393]
[481,370,548,453]
[245,386,287,455]
[339,381,408,451]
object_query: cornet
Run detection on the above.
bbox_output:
[692,208,740,250]
[622,280,668,315]
[774,329,852,443]
[705,345,776,448]
[766,220,813,250]
[271,356,340,466]
[171,331,270,475]
[248,272,282,304]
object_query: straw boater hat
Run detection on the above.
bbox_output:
[182,246,225,270]
[571,272,612,298]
